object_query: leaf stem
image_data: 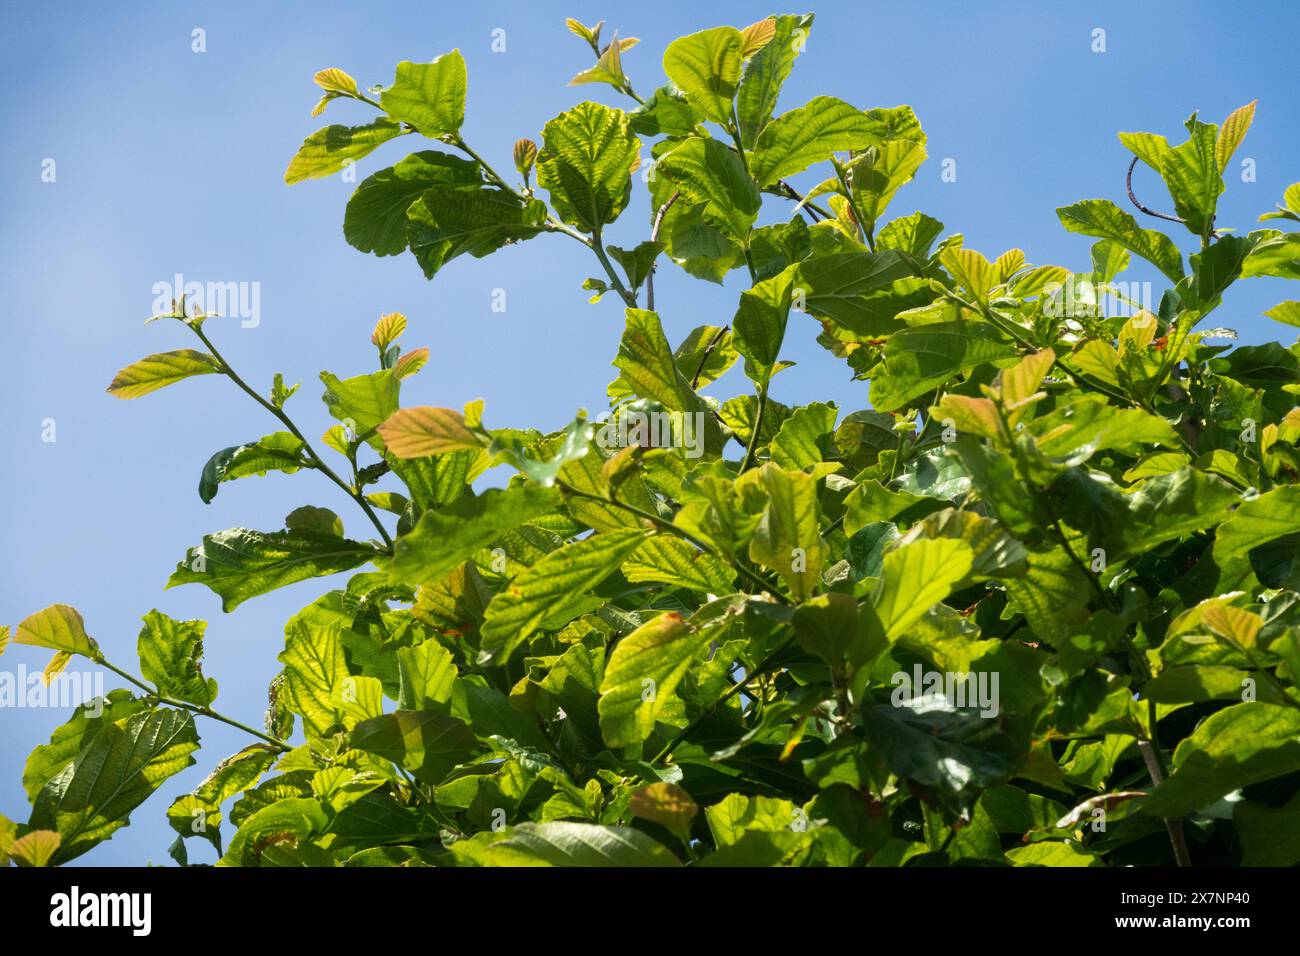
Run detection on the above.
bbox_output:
[188,323,394,549]
[739,387,768,472]
[96,658,291,752]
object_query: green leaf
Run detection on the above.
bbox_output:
[732,269,793,387]
[793,592,886,669]
[137,610,217,707]
[479,529,650,663]
[1241,231,1300,280]
[31,708,199,863]
[1141,703,1300,818]
[1162,118,1222,237]
[613,310,721,455]
[622,535,735,594]
[222,798,329,867]
[748,463,828,600]
[396,640,457,711]
[750,96,876,188]
[344,150,482,256]
[629,86,702,138]
[736,13,814,148]
[350,710,475,783]
[199,431,305,504]
[278,617,349,738]
[1112,467,1238,559]
[1006,842,1103,867]
[167,527,379,612]
[869,321,1017,413]
[284,119,404,184]
[607,240,664,293]
[863,694,1018,808]
[673,324,738,388]
[14,604,99,658]
[662,27,744,125]
[1032,398,1181,459]
[455,821,681,866]
[1264,301,1300,327]
[873,538,974,640]
[770,402,837,471]
[379,51,467,138]
[1057,199,1184,283]
[598,611,711,748]
[23,691,146,801]
[319,369,399,452]
[407,184,547,278]
[1235,791,1300,866]
[536,101,639,233]
[107,349,218,399]
[390,484,560,585]
[793,250,917,335]
[846,139,929,234]
[656,137,760,239]
[1213,485,1300,565]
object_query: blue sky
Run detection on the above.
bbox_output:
[2,0,1298,865]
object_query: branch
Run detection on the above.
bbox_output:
[97,658,291,752]
[646,190,680,313]
[1126,156,1185,225]
[188,323,394,549]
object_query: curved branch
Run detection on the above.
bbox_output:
[1125,156,1185,225]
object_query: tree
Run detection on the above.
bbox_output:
[4,13,1300,869]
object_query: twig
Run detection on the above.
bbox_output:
[646,191,680,313]
[1126,156,1185,225]
[188,323,394,549]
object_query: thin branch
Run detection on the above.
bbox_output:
[1126,156,1185,225]
[690,324,729,389]
[188,323,394,549]
[646,190,680,313]
[98,658,291,752]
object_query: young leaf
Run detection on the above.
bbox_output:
[284,119,405,184]
[389,484,561,585]
[479,529,650,663]
[598,611,712,748]
[167,527,380,611]
[107,349,219,399]
[377,406,485,458]
[15,604,99,658]
[536,102,639,233]
[379,51,468,138]
[662,26,744,125]
[1057,199,1184,283]
[137,609,218,707]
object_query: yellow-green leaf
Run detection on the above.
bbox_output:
[107,349,218,399]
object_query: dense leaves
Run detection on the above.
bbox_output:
[7,13,1300,871]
